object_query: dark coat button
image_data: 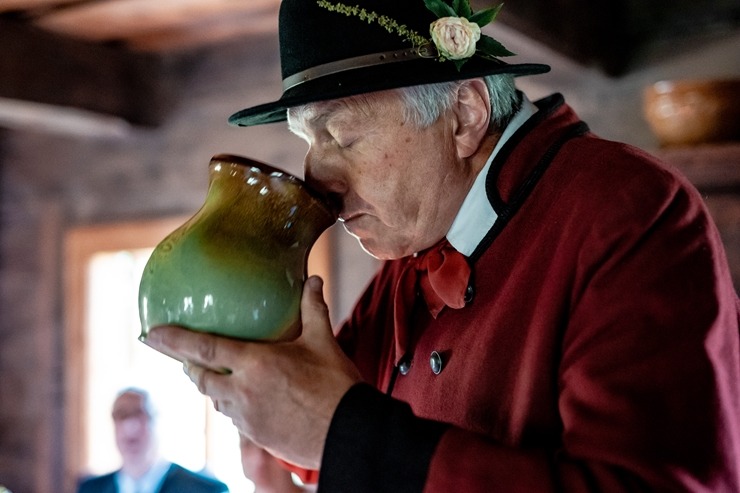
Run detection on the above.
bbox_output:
[464,284,474,304]
[430,351,443,375]
[398,358,411,375]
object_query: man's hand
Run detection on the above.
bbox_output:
[142,276,362,469]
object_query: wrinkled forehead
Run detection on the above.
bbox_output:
[287,98,344,130]
[287,89,400,133]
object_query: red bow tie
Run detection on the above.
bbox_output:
[392,239,471,365]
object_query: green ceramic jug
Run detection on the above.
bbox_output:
[138,153,337,341]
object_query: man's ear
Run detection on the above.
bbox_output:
[452,79,492,159]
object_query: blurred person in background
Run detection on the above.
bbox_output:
[77,387,229,493]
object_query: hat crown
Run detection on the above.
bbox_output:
[278,0,436,80]
[228,0,549,126]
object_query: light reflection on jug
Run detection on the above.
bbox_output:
[138,153,337,342]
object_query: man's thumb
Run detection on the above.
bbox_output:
[300,275,332,334]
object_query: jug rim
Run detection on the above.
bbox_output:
[210,153,338,220]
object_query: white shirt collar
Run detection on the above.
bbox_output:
[116,460,171,493]
[447,95,538,256]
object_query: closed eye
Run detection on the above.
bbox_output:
[336,136,358,148]
[326,120,359,149]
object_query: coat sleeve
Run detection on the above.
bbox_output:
[319,157,740,492]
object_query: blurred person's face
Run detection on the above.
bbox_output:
[111,392,155,465]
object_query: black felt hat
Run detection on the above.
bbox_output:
[228,0,550,127]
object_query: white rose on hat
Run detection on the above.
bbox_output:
[430,16,481,60]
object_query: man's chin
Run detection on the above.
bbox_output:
[354,236,405,261]
[341,222,410,260]
[120,446,146,459]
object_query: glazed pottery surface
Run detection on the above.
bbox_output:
[138,154,336,341]
[643,78,740,147]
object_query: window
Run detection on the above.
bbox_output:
[64,218,331,492]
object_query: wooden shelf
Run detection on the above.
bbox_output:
[658,142,740,190]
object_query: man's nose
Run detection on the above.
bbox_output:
[304,149,347,198]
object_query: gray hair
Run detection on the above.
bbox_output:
[286,74,519,134]
[398,74,519,130]
[114,386,158,421]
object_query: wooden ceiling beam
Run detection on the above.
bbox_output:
[32,0,278,42]
[126,7,277,53]
[0,0,79,13]
[0,19,175,126]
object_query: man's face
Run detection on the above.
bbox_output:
[111,392,154,464]
[288,90,473,260]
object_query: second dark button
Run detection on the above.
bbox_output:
[398,358,411,375]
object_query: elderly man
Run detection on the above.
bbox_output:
[144,0,740,491]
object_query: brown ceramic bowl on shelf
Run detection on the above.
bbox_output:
[642,78,740,147]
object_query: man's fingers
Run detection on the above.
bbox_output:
[183,361,233,405]
[184,360,228,395]
[143,325,238,372]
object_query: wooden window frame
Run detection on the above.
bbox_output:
[63,216,332,490]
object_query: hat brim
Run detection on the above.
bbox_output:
[228,57,550,127]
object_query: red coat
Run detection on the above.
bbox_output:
[318,94,740,492]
